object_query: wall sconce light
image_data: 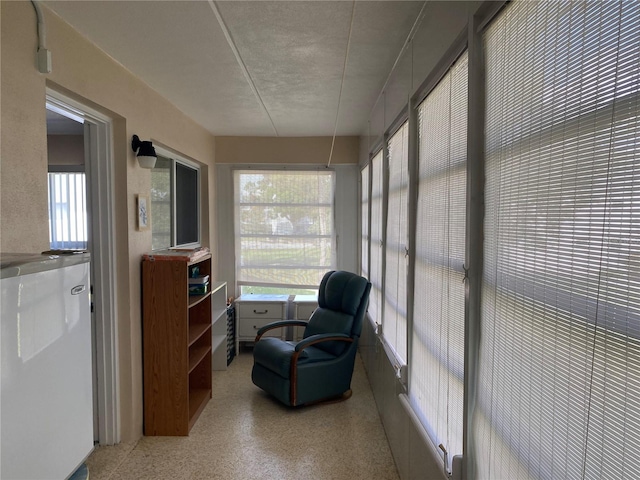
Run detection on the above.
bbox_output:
[131,135,157,169]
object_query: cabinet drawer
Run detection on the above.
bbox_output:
[237,303,286,320]
[238,318,284,339]
[235,295,288,345]
[295,303,317,320]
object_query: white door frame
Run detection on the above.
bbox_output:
[46,89,120,445]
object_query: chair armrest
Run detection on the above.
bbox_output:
[289,333,354,406]
[294,333,352,353]
[255,320,308,342]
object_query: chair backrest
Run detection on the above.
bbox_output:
[303,270,371,356]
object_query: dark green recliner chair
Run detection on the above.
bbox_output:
[251,270,371,407]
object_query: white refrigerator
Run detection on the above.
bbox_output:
[1,253,94,479]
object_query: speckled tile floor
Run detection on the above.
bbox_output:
[86,352,399,480]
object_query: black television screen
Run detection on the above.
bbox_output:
[175,162,199,246]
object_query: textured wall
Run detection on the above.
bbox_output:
[1,1,216,442]
[215,136,359,165]
[1,1,50,253]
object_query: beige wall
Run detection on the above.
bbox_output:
[1,2,216,442]
[215,136,359,165]
[47,135,84,166]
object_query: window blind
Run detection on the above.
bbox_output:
[385,122,409,362]
[361,164,370,280]
[234,170,335,290]
[48,172,88,250]
[411,52,468,469]
[477,1,640,479]
[369,150,385,326]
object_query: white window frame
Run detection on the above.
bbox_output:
[411,50,469,473]
[233,167,336,294]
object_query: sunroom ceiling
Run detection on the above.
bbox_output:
[44,1,425,137]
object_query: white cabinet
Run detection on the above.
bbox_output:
[292,294,318,341]
[235,294,288,349]
[210,281,228,371]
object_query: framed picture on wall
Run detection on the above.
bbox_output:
[137,194,150,231]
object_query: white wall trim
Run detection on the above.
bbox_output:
[46,89,120,445]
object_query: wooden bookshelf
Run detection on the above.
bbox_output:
[142,253,213,436]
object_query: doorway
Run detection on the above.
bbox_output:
[46,91,120,446]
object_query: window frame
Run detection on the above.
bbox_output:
[411,49,469,472]
[383,120,410,365]
[367,149,385,331]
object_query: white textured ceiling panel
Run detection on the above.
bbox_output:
[44,1,425,137]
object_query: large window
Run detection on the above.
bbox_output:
[151,155,201,250]
[234,170,335,294]
[384,122,409,363]
[477,2,640,478]
[361,164,370,280]
[368,151,385,327]
[411,51,467,470]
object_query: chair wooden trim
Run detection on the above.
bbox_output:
[254,320,308,343]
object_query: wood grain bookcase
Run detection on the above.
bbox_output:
[142,253,213,435]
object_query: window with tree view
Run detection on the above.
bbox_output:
[234,170,335,295]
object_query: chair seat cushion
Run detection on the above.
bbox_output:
[298,345,337,366]
[253,338,336,378]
